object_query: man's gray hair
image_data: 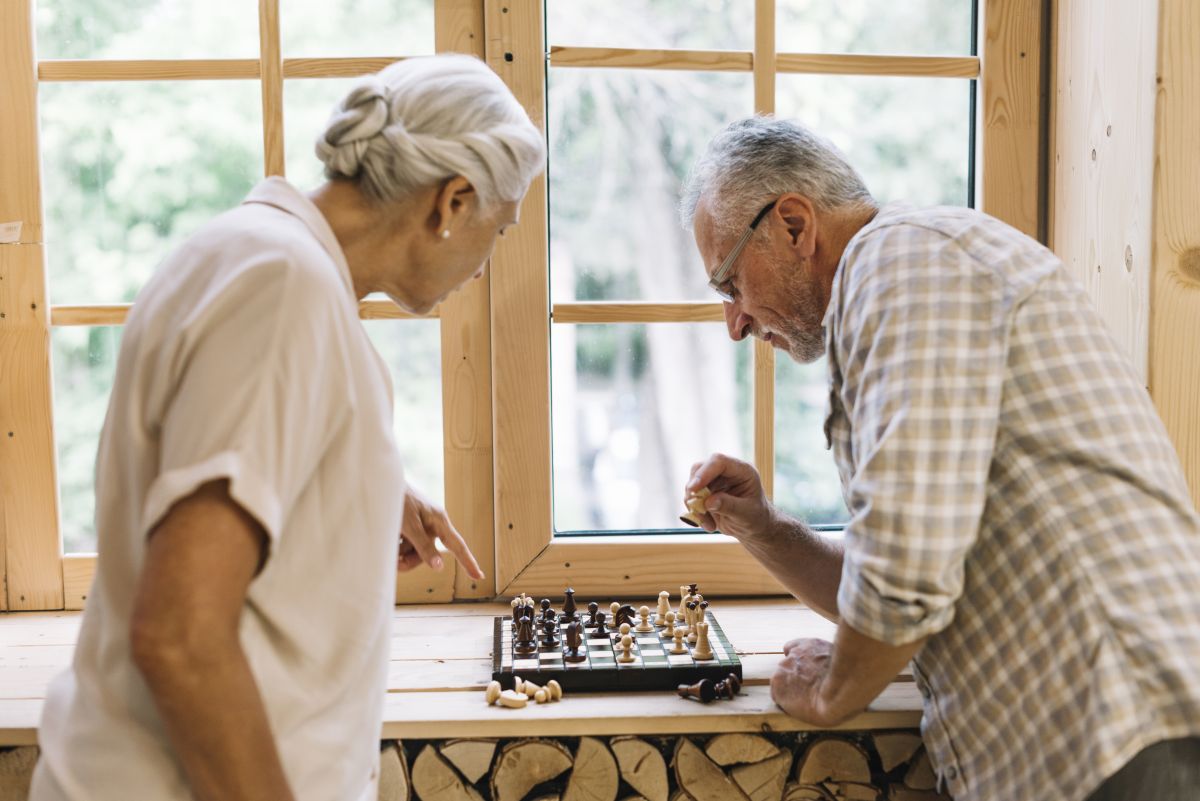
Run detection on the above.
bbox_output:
[680,116,875,238]
[316,54,545,207]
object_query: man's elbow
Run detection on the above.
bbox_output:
[130,605,229,687]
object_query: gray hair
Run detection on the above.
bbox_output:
[680,116,875,238]
[316,54,545,207]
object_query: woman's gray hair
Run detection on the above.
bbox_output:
[316,54,545,207]
[680,116,875,238]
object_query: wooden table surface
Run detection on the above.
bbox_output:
[0,598,921,744]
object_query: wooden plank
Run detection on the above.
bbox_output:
[485,0,554,592]
[37,59,261,82]
[435,0,495,601]
[501,536,788,598]
[776,53,979,79]
[753,0,776,501]
[1150,0,1200,505]
[1050,0,1157,378]
[283,57,404,79]
[50,305,129,326]
[977,0,1042,237]
[380,683,922,739]
[552,302,724,324]
[258,0,285,176]
[549,46,752,72]
[62,555,92,611]
[0,2,63,612]
[359,298,437,320]
[0,700,42,746]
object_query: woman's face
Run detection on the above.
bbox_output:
[384,185,522,315]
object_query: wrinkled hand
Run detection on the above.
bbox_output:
[770,638,838,726]
[684,453,775,542]
[397,486,485,580]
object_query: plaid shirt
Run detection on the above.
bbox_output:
[823,203,1200,801]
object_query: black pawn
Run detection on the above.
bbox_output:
[541,617,560,648]
[515,614,537,655]
[564,621,586,663]
[677,678,716,703]
[593,610,608,637]
[561,588,577,623]
[586,601,599,626]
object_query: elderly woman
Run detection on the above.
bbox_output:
[31,55,544,801]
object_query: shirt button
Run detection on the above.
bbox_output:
[946,766,958,780]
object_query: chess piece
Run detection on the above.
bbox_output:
[564,621,586,662]
[514,614,537,655]
[593,610,608,637]
[610,601,621,620]
[586,601,599,627]
[678,585,690,618]
[671,627,687,654]
[686,601,699,644]
[656,591,670,626]
[677,678,716,703]
[540,598,554,620]
[713,673,741,700]
[541,617,560,648]
[688,583,699,597]
[617,604,638,628]
[699,599,709,623]
[660,610,676,638]
[561,588,577,623]
[692,621,713,660]
[617,633,636,663]
[635,605,654,633]
[618,622,631,644]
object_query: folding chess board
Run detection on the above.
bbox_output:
[492,612,742,692]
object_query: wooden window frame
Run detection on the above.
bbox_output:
[1,0,498,610]
[1,0,1043,609]
[488,0,1043,598]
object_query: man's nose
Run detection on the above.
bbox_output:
[724,300,753,341]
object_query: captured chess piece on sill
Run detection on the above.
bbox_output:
[677,673,741,704]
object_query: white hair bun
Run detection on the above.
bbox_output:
[316,77,392,178]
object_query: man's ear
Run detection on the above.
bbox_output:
[432,175,477,234]
[775,193,817,259]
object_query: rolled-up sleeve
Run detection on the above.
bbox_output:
[834,224,1012,645]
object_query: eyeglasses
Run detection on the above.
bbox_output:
[708,200,776,302]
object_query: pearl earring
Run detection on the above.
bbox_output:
[441,230,451,239]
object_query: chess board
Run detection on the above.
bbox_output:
[492,612,742,692]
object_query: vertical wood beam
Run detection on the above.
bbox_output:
[0,0,65,610]
[485,0,553,593]
[753,0,776,499]
[978,0,1042,237]
[258,0,286,176]
[436,0,496,599]
[1150,0,1200,505]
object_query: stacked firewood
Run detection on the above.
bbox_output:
[384,731,953,801]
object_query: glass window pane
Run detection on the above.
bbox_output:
[549,69,752,303]
[284,78,365,191]
[282,0,434,58]
[774,355,848,525]
[777,0,974,56]
[547,0,753,51]
[53,326,121,554]
[363,320,445,507]
[776,75,971,207]
[36,0,258,59]
[39,81,263,305]
[552,323,751,532]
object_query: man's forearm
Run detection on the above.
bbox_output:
[137,638,296,801]
[741,511,844,622]
[818,623,924,725]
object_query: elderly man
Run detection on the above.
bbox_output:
[680,117,1200,801]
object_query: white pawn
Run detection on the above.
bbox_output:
[610,601,621,620]
[656,591,670,627]
[660,610,676,638]
[636,605,654,633]
[619,622,631,638]
[678,585,690,618]
[670,627,687,655]
[618,633,636,663]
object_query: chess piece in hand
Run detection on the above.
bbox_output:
[683,454,775,543]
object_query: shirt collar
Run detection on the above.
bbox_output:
[242,177,356,299]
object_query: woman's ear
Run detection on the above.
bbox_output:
[432,175,477,236]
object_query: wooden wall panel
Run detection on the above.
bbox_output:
[1051,0,1158,379]
[1149,0,1200,505]
[0,1,64,610]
